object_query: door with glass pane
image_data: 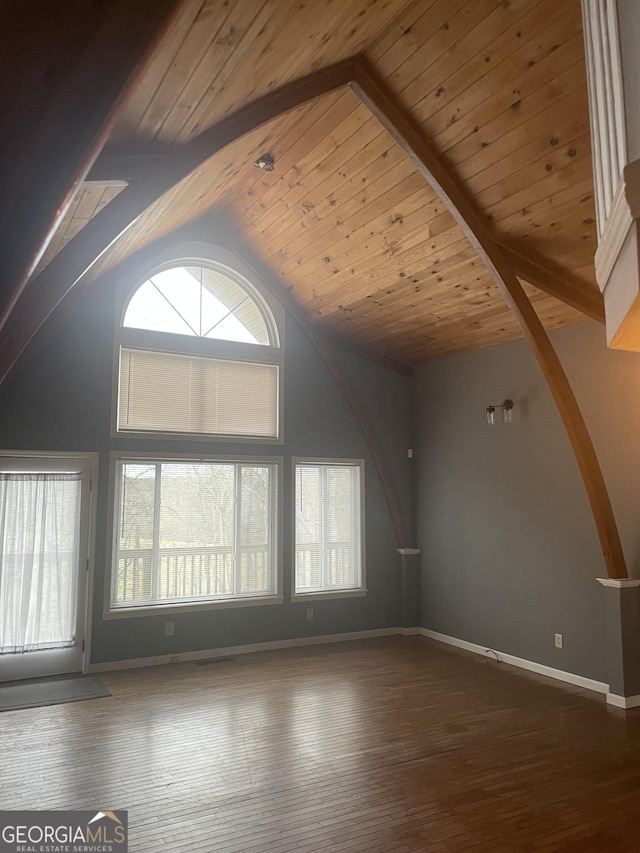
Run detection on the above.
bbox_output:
[0,455,93,682]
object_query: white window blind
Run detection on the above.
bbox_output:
[294,461,364,596]
[118,348,279,438]
[112,459,278,610]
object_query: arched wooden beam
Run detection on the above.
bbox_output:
[0,59,359,388]
[0,0,184,336]
[349,61,628,579]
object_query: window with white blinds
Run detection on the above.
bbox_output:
[118,348,279,438]
[110,457,281,613]
[114,258,282,441]
[293,460,365,598]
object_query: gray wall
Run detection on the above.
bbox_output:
[414,320,640,682]
[0,267,412,664]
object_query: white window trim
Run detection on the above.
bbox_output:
[291,457,367,602]
[111,241,285,444]
[104,451,283,620]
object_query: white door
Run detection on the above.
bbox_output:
[0,454,94,682]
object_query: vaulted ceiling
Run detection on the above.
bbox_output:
[9,0,601,369]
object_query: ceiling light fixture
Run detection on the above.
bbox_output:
[486,399,514,426]
[253,153,275,171]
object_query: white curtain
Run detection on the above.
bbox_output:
[0,473,81,655]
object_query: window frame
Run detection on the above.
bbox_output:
[111,242,285,444]
[291,457,366,602]
[104,451,284,620]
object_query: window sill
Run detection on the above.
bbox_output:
[104,595,284,620]
[292,589,367,603]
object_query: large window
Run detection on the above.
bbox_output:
[114,251,282,441]
[107,456,281,616]
[293,459,365,599]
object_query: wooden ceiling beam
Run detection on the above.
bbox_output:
[0,60,359,390]
[0,0,183,337]
[349,58,627,580]
[498,243,605,323]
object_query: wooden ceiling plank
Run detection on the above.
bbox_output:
[134,0,248,142]
[238,102,375,230]
[303,228,472,311]
[314,248,482,321]
[221,99,336,213]
[484,158,593,228]
[256,135,412,257]
[495,188,595,237]
[366,0,440,65]
[285,191,447,298]
[378,0,509,100]
[233,90,361,221]
[165,0,289,144]
[429,24,585,157]
[291,216,462,307]
[350,60,627,580]
[174,0,407,144]
[110,0,206,145]
[475,133,592,214]
[396,0,567,131]
[492,175,595,231]
[454,86,590,187]
[266,162,429,271]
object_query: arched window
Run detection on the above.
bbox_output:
[114,249,283,441]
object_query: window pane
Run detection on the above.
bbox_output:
[123,265,271,345]
[115,464,155,603]
[112,460,277,609]
[158,463,234,600]
[294,462,363,596]
[239,466,272,594]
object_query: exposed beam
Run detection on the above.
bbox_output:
[0,0,183,336]
[0,60,359,389]
[349,60,627,580]
[499,243,605,323]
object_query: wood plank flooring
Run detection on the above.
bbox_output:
[2,636,640,852]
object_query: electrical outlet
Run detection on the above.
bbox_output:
[554,632,563,649]
[165,621,175,637]
[306,607,314,621]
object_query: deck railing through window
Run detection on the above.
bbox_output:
[115,545,272,604]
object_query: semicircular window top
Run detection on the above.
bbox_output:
[115,258,283,441]
[123,264,273,346]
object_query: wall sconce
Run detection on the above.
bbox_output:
[486,399,513,425]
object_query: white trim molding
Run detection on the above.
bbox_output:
[606,692,640,709]
[418,628,609,695]
[596,577,640,588]
[595,176,633,289]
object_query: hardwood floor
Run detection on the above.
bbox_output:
[2,636,640,852]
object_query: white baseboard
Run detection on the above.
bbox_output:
[88,627,402,673]
[417,627,609,696]
[89,624,638,711]
[606,692,640,709]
